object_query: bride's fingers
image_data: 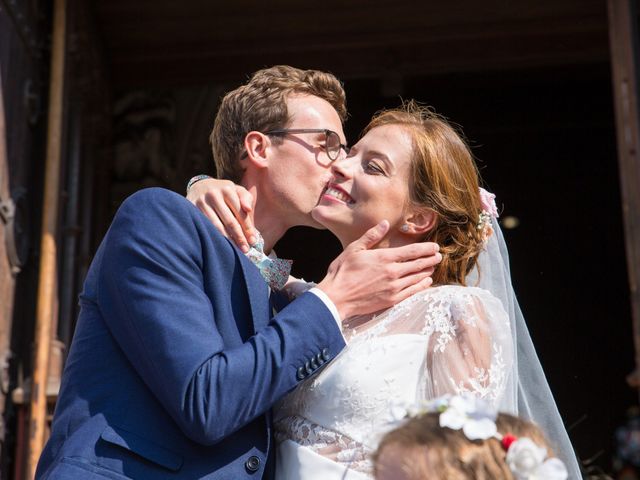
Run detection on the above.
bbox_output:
[197,199,230,240]
[213,196,252,253]
[234,186,256,245]
[213,186,255,249]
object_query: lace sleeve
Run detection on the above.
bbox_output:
[424,288,513,407]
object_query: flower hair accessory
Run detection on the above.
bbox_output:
[389,395,569,480]
[477,188,499,245]
[505,437,568,480]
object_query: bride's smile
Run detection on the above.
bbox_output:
[313,124,417,248]
[320,184,355,205]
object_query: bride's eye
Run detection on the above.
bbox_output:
[364,160,386,175]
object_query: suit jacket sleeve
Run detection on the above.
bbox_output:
[95,188,346,445]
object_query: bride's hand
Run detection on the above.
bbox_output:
[186,178,256,252]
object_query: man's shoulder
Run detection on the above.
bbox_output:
[104,187,201,240]
[114,187,205,227]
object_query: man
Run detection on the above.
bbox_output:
[36,66,440,479]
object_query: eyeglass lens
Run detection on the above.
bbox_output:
[325,131,341,160]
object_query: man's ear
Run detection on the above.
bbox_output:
[241,131,270,169]
[402,209,437,235]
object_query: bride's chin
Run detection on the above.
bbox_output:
[311,206,335,225]
[311,210,351,243]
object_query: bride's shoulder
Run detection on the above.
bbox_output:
[392,284,506,318]
[399,284,499,304]
[374,285,508,336]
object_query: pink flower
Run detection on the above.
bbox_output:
[479,188,499,218]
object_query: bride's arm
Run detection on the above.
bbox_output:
[186,176,309,293]
[186,176,256,253]
[425,291,513,406]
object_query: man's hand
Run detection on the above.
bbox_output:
[187,178,256,252]
[316,221,442,320]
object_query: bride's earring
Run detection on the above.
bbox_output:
[400,224,410,233]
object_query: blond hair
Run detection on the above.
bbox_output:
[373,412,553,480]
[363,101,484,285]
[210,65,347,182]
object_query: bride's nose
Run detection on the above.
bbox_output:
[330,155,354,179]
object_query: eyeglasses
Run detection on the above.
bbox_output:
[264,128,349,161]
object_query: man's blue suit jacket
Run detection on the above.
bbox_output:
[36,188,346,479]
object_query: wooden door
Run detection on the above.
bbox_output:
[0,1,49,477]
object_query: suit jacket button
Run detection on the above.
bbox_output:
[304,360,313,375]
[321,348,331,361]
[296,366,306,380]
[310,357,318,369]
[245,455,261,472]
[316,352,325,365]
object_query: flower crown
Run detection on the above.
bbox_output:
[478,188,499,245]
[390,395,568,480]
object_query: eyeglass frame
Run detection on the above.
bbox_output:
[264,128,349,161]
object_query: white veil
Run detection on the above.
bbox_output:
[466,215,583,479]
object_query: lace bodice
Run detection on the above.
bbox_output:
[274,285,515,477]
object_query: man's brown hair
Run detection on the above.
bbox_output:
[210,65,347,182]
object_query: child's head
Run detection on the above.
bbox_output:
[373,397,567,480]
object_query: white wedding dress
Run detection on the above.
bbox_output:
[274,285,515,479]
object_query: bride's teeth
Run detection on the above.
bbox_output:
[326,187,352,203]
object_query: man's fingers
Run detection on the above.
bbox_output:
[346,220,389,252]
[393,254,441,278]
[393,274,434,303]
[380,241,440,263]
[387,271,434,302]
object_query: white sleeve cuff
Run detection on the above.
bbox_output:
[308,287,343,333]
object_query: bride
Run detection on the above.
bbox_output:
[189,102,581,479]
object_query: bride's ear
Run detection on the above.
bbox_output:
[241,131,270,169]
[401,209,437,235]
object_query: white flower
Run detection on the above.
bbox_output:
[506,438,568,480]
[438,395,497,440]
[533,458,569,480]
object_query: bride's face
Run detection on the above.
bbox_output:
[312,124,414,248]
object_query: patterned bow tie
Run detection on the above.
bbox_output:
[245,232,292,291]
